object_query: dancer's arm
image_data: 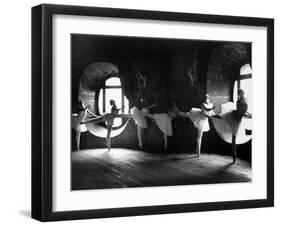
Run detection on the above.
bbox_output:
[177,111,190,118]
[245,112,252,118]
[83,104,100,118]
[146,103,157,109]
[80,116,104,124]
[205,109,217,117]
[87,109,100,118]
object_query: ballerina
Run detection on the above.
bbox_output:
[131,99,156,149]
[131,105,174,151]
[73,101,97,151]
[81,99,120,151]
[177,94,215,157]
[151,111,174,151]
[218,89,249,163]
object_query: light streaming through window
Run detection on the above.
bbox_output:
[233,64,252,114]
[98,77,129,127]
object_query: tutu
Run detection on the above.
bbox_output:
[153,113,173,136]
[131,106,148,128]
[188,107,215,132]
[220,102,246,136]
[72,111,87,132]
[101,113,115,126]
[222,113,242,136]
[188,108,209,132]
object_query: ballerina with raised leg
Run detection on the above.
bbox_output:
[218,89,248,163]
[177,94,215,157]
[131,98,174,151]
[81,99,120,152]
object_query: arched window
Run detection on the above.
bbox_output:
[98,77,129,127]
[233,63,252,114]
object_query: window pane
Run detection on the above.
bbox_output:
[233,79,252,114]
[98,77,130,128]
[113,118,122,127]
[98,89,104,114]
[105,77,121,86]
[105,88,122,127]
[105,88,122,112]
[233,81,238,103]
[240,63,252,76]
[240,79,252,114]
[124,96,129,113]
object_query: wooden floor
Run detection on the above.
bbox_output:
[71,148,252,190]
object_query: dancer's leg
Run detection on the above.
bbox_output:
[76,130,81,151]
[137,126,143,149]
[196,130,203,157]
[232,135,237,164]
[106,125,112,152]
[163,134,168,151]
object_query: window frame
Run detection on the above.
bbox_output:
[96,75,129,127]
[233,64,252,113]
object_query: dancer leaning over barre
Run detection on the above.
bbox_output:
[131,100,174,151]
[177,95,215,157]
[131,100,156,149]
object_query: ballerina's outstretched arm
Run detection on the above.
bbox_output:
[87,109,100,118]
[177,111,191,118]
[80,115,105,124]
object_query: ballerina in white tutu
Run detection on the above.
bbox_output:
[81,99,120,151]
[219,89,249,163]
[177,94,215,157]
[131,98,174,151]
[131,98,156,149]
[73,100,97,151]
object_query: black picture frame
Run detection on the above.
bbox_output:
[32,4,274,222]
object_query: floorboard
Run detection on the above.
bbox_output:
[71,148,252,190]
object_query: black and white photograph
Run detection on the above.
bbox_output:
[29,2,274,222]
[71,34,252,191]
